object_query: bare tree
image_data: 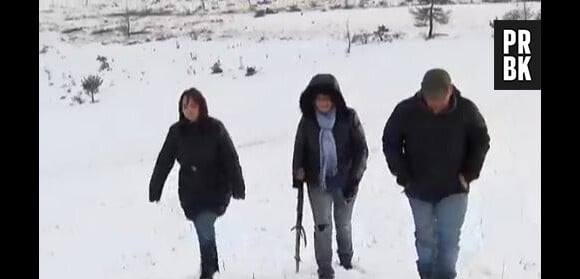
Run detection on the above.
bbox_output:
[522,0,533,20]
[428,0,434,38]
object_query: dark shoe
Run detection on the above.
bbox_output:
[417,260,432,279]
[200,259,218,279]
[339,260,353,270]
[339,254,353,270]
[318,266,335,279]
[431,271,455,279]
[199,268,215,279]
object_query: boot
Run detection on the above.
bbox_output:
[339,255,353,270]
[199,257,218,279]
[318,265,335,279]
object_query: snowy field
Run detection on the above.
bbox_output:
[39,2,541,279]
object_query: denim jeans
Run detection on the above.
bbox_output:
[193,211,219,277]
[307,175,355,278]
[408,193,468,279]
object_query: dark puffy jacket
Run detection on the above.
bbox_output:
[382,86,490,202]
[149,93,245,219]
[292,74,369,191]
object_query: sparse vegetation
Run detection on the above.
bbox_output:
[350,25,404,45]
[156,34,176,41]
[97,56,111,72]
[44,68,52,83]
[502,3,535,20]
[254,9,266,17]
[72,95,85,105]
[330,4,342,10]
[288,5,301,12]
[39,45,50,54]
[91,28,114,35]
[374,25,389,41]
[489,17,498,29]
[189,28,213,40]
[378,1,390,7]
[359,0,370,8]
[254,7,277,17]
[62,27,84,34]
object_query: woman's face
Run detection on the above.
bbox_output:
[182,96,200,122]
[315,94,333,113]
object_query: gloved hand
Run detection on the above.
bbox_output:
[233,189,245,200]
[293,168,306,189]
[343,178,360,202]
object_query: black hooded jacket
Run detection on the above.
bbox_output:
[292,74,369,190]
[382,86,490,202]
[149,92,245,219]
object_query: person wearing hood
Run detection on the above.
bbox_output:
[149,88,245,279]
[292,74,369,279]
[382,69,490,279]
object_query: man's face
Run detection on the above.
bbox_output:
[424,85,453,114]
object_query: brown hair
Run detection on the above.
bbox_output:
[178,87,208,122]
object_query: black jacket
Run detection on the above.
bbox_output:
[149,94,245,219]
[292,74,369,191]
[382,87,490,202]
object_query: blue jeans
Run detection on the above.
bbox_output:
[408,194,468,279]
[193,211,219,275]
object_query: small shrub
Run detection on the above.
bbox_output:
[97,55,111,72]
[211,61,223,74]
[72,95,85,105]
[245,66,257,76]
[81,75,103,103]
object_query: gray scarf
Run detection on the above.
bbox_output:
[316,108,338,190]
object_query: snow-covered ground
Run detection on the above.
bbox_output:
[39,2,540,279]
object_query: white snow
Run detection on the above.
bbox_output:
[40,3,540,279]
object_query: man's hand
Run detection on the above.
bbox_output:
[295,168,305,181]
[459,174,469,191]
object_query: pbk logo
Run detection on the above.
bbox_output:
[494,20,541,90]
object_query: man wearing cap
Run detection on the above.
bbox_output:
[382,69,490,279]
